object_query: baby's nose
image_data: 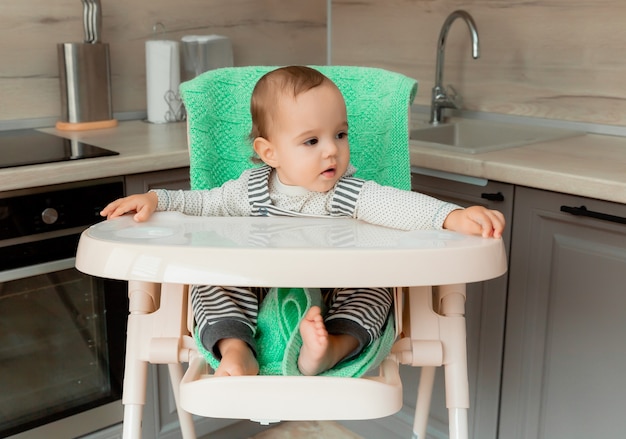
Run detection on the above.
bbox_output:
[323,139,339,156]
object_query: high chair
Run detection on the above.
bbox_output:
[75,66,507,439]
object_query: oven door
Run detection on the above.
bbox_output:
[0,255,127,438]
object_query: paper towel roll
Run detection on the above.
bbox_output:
[181,35,234,82]
[146,40,184,123]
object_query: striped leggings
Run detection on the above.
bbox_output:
[191,285,393,360]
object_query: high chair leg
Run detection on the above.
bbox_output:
[122,281,160,439]
[402,284,469,438]
[122,404,143,439]
[168,363,197,439]
[413,366,436,439]
[449,408,469,439]
[121,281,191,439]
[437,284,469,439]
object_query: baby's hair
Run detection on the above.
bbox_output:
[249,66,329,141]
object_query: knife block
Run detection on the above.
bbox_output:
[56,42,117,131]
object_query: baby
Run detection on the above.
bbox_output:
[101,66,505,377]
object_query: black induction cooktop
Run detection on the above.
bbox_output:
[0,129,119,169]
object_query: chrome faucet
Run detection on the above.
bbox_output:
[430,10,480,125]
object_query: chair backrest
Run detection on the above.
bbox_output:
[179,65,418,191]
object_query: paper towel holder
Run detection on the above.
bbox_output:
[145,38,186,124]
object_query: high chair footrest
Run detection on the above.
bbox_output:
[179,356,403,422]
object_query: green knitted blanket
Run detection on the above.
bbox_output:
[196,287,396,377]
[179,65,418,191]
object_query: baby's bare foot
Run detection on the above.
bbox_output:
[214,338,259,377]
[298,306,331,376]
[298,307,361,375]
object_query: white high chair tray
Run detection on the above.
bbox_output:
[77,212,506,287]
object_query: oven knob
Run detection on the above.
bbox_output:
[42,207,59,225]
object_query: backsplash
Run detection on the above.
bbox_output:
[5,1,623,128]
[331,0,626,128]
[0,0,326,124]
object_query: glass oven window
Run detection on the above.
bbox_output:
[0,179,126,437]
[0,267,121,435]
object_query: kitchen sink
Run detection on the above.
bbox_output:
[410,119,584,154]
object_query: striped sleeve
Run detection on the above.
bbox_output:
[330,177,365,216]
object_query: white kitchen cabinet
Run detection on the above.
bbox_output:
[407,171,513,439]
[499,187,626,439]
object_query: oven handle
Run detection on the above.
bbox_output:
[0,257,76,283]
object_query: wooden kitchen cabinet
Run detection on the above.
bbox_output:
[499,186,626,439]
[124,167,191,195]
[406,171,513,439]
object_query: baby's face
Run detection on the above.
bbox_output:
[266,82,350,193]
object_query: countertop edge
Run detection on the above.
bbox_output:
[1,120,624,205]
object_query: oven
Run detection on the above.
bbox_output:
[0,178,127,439]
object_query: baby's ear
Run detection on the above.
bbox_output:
[253,137,278,167]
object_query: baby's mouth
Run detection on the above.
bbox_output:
[321,167,336,178]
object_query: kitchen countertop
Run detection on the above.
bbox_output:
[0,121,189,192]
[0,120,624,204]
[410,131,626,204]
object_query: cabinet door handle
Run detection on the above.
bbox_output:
[481,192,505,202]
[560,205,626,225]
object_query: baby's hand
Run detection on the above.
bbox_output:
[443,206,505,238]
[100,192,158,222]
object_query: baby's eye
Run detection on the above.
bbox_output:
[336,131,348,140]
[304,138,319,146]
